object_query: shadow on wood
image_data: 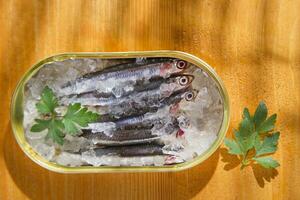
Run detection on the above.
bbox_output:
[186,149,220,199]
[220,148,240,170]
[251,164,278,188]
[4,121,219,200]
[220,147,279,188]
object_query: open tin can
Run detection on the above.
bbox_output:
[11,51,230,173]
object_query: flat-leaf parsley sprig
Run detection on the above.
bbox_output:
[224,101,280,169]
[30,86,99,145]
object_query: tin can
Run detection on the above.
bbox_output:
[11,51,230,173]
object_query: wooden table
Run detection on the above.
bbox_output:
[0,0,299,199]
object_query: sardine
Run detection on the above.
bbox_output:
[62,76,165,100]
[60,60,188,97]
[81,129,160,146]
[82,58,172,77]
[93,107,158,122]
[60,75,194,107]
[87,105,175,133]
[81,121,179,146]
[165,87,197,104]
[81,154,184,166]
[85,89,198,133]
[86,86,197,122]
[94,144,167,157]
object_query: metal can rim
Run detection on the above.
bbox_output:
[10,50,230,173]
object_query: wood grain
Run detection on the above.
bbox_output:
[0,0,299,199]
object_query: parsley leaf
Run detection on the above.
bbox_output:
[47,119,65,145]
[238,117,255,137]
[253,157,280,169]
[230,113,255,154]
[62,103,100,134]
[224,138,243,155]
[35,86,58,114]
[224,101,280,169]
[257,114,277,133]
[253,101,268,128]
[235,130,257,152]
[31,118,65,145]
[31,86,100,144]
[243,108,251,120]
[255,132,280,156]
[31,119,51,132]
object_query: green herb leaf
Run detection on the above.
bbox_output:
[253,157,280,169]
[224,101,280,170]
[31,86,100,145]
[243,108,251,120]
[224,138,243,155]
[253,101,268,128]
[254,133,261,151]
[31,119,51,132]
[257,114,277,133]
[31,118,64,145]
[62,103,100,134]
[235,131,257,152]
[238,117,254,137]
[35,86,58,114]
[234,117,256,152]
[255,132,280,156]
[47,119,65,145]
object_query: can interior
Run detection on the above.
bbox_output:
[11,51,230,173]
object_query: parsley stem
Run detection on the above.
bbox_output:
[43,113,62,120]
[242,150,250,166]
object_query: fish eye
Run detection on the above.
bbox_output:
[179,120,190,128]
[179,76,188,85]
[176,60,187,69]
[185,92,194,101]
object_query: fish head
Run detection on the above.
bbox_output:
[160,75,194,97]
[160,60,188,76]
[183,89,199,102]
[175,74,194,87]
[175,60,188,71]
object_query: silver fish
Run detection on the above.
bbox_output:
[81,121,179,146]
[81,129,160,146]
[87,105,174,133]
[60,60,188,96]
[61,75,194,107]
[94,144,167,157]
[82,58,172,77]
[62,76,165,100]
[161,87,199,108]
[86,89,198,133]
[91,86,198,121]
